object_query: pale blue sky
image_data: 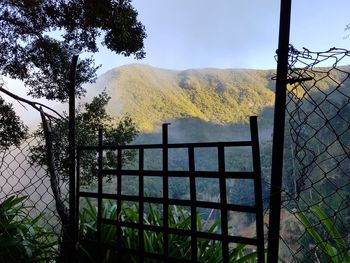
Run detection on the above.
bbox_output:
[2,0,350,126]
[92,0,350,74]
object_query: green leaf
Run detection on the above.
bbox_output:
[196,213,203,232]
[295,211,324,247]
[310,205,346,256]
[296,208,344,261]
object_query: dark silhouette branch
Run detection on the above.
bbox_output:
[0,150,7,172]
[0,86,64,119]
[39,108,70,232]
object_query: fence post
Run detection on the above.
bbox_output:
[267,0,292,262]
[68,54,78,260]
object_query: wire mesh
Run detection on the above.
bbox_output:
[281,46,350,262]
[0,133,67,260]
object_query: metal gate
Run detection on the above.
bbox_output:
[76,116,265,263]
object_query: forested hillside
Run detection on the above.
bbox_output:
[88,64,276,132]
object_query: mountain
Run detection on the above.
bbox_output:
[88,64,276,132]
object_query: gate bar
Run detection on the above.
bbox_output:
[97,129,103,245]
[250,116,265,263]
[162,123,170,261]
[188,146,197,262]
[68,54,78,259]
[218,144,229,263]
[138,148,145,263]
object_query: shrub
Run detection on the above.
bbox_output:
[79,198,261,262]
[0,195,57,263]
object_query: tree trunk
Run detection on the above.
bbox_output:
[40,109,76,262]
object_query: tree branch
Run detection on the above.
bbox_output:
[0,149,7,174]
[0,86,64,120]
[39,108,70,228]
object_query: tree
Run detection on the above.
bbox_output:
[27,91,139,262]
[30,92,138,186]
[0,1,146,260]
[0,96,28,151]
[0,94,28,173]
[0,0,146,101]
[0,0,146,145]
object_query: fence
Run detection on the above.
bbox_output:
[76,116,265,263]
[280,46,350,262]
[0,133,66,261]
[4,47,349,263]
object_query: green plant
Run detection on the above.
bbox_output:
[79,198,261,262]
[295,205,350,263]
[79,199,135,263]
[0,195,57,263]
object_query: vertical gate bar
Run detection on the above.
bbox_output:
[117,148,122,251]
[249,116,265,263]
[97,129,103,246]
[188,146,197,262]
[267,0,292,262]
[68,54,78,253]
[162,123,170,261]
[139,148,145,262]
[75,148,81,243]
[218,145,229,263]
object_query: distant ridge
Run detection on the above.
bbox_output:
[87,64,277,132]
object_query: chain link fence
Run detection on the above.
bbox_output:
[0,132,67,261]
[280,46,350,262]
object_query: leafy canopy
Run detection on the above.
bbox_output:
[0,96,28,151]
[0,0,146,101]
[30,92,138,185]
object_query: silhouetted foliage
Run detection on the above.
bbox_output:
[0,0,146,101]
[0,195,57,262]
[0,96,27,151]
[29,92,138,185]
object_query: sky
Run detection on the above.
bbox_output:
[91,0,350,74]
[2,0,350,126]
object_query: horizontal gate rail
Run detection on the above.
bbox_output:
[77,140,253,151]
[99,170,256,178]
[76,116,265,263]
